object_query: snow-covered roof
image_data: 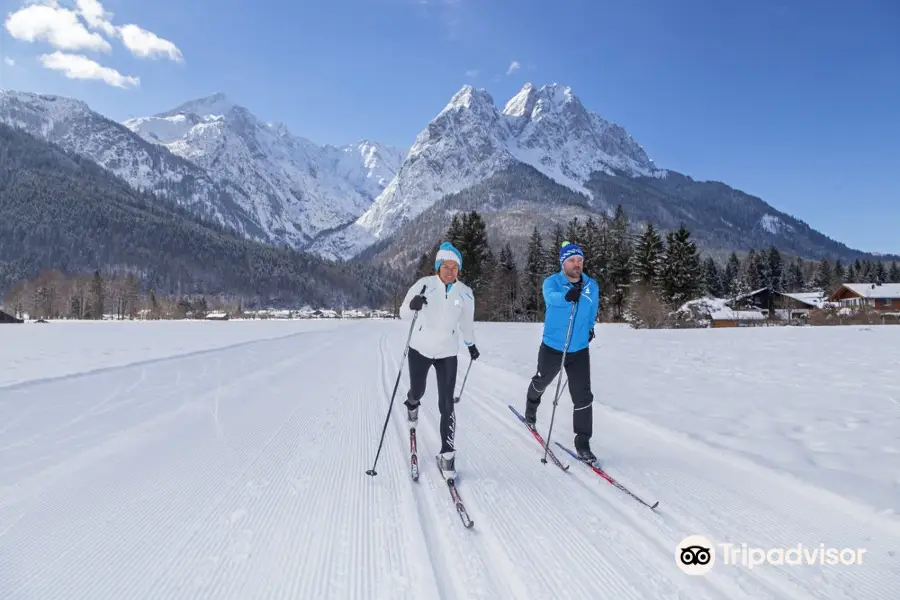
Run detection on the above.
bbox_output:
[780,292,826,307]
[838,283,900,299]
[735,287,769,299]
[733,288,825,307]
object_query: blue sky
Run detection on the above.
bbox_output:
[3,0,899,255]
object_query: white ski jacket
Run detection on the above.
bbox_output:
[399,275,477,360]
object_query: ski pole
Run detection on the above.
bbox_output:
[366,285,425,477]
[541,302,577,466]
[454,357,473,403]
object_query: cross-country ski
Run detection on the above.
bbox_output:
[554,441,659,510]
[508,404,570,471]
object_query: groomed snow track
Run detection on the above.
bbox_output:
[0,321,897,599]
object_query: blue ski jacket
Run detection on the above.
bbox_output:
[541,271,600,353]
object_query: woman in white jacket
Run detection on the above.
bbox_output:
[399,241,480,480]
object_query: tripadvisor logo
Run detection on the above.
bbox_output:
[675,535,867,575]
[676,535,715,575]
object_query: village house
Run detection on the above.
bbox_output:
[709,307,768,328]
[0,309,24,324]
[827,283,900,311]
[730,287,826,320]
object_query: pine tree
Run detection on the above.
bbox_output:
[745,250,763,290]
[453,211,491,294]
[856,261,875,283]
[581,216,606,287]
[446,214,464,246]
[889,261,900,283]
[832,259,845,288]
[565,217,584,245]
[812,258,832,290]
[546,223,566,275]
[766,246,784,291]
[605,205,632,319]
[495,243,520,321]
[874,261,887,283]
[785,259,805,292]
[90,270,105,319]
[523,226,546,320]
[124,272,140,319]
[702,256,723,297]
[415,242,440,279]
[659,225,702,305]
[477,246,498,320]
[723,252,742,297]
[630,222,665,288]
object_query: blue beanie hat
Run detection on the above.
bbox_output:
[559,240,583,266]
[435,241,463,271]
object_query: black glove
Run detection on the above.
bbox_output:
[468,344,480,360]
[588,327,595,342]
[564,286,581,303]
[409,294,427,311]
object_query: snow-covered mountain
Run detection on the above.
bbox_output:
[309,82,663,260]
[123,94,405,246]
[0,90,267,240]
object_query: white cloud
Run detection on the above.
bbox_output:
[4,57,15,66]
[464,68,479,77]
[4,0,183,88]
[506,60,520,75]
[4,0,184,62]
[118,24,183,62]
[39,51,139,88]
[75,0,116,36]
[4,3,112,52]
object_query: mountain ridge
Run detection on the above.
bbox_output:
[0,122,401,305]
[310,81,895,263]
[1,84,893,265]
[0,89,407,250]
[0,89,269,241]
[353,162,898,272]
[123,93,406,246]
[308,82,668,260]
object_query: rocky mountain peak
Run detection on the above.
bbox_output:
[158,92,235,118]
[310,80,668,259]
[440,85,497,116]
[502,82,578,121]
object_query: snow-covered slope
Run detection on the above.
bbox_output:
[1,320,898,599]
[504,83,658,184]
[0,90,267,240]
[309,82,663,260]
[124,94,405,246]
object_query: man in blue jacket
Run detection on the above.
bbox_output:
[523,241,600,463]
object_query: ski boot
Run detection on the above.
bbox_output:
[574,434,598,465]
[405,399,418,429]
[523,399,538,428]
[438,451,457,481]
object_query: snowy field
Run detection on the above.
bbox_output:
[1,319,898,599]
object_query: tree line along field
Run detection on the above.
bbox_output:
[384,208,900,325]
[4,206,900,325]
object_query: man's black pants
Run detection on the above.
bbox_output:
[526,343,593,438]
[404,348,457,454]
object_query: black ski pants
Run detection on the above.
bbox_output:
[526,343,593,438]
[404,348,457,454]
